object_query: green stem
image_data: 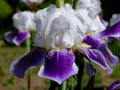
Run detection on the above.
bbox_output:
[71,77,75,90]
[72,0,79,10]
[59,80,67,90]
[26,38,31,90]
[49,81,59,90]
[26,38,31,52]
[75,51,85,90]
[55,0,61,8]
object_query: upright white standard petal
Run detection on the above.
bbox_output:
[78,0,102,14]
[13,11,36,32]
[75,8,106,37]
[34,4,86,50]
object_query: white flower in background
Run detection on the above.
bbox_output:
[78,0,102,14]
[13,11,36,32]
[4,11,36,46]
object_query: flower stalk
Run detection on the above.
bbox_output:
[26,38,31,90]
[58,80,67,90]
[55,0,61,8]
[75,51,85,90]
[72,0,79,10]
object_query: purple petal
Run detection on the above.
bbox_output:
[10,48,47,78]
[98,21,120,39]
[86,61,96,88]
[38,49,78,84]
[85,61,95,77]
[83,36,101,48]
[4,30,18,44]
[98,44,119,66]
[79,48,112,74]
[108,80,120,90]
[12,31,30,46]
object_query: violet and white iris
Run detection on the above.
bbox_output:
[10,4,79,84]
[10,4,120,84]
[4,11,35,46]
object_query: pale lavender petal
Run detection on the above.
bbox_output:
[10,48,47,78]
[4,30,18,44]
[83,36,101,48]
[98,21,120,39]
[12,31,30,46]
[79,48,112,74]
[38,49,78,84]
[98,44,119,66]
[108,80,120,90]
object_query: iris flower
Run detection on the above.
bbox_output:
[4,11,36,46]
[10,4,79,84]
[10,4,120,84]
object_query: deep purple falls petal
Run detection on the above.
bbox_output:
[98,21,120,39]
[107,80,120,90]
[98,44,119,66]
[10,48,47,78]
[83,36,101,48]
[38,49,78,84]
[79,48,112,74]
[4,30,18,44]
[12,31,30,46]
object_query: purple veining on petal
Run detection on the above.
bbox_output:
[107,80,120,90]
[83,36,101,48]
[79,48,112,74]
[10,48,47,78]
[98,44,119,66]
[98,21,120,39]
[38,49,78,84]
[12,31,30,46]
